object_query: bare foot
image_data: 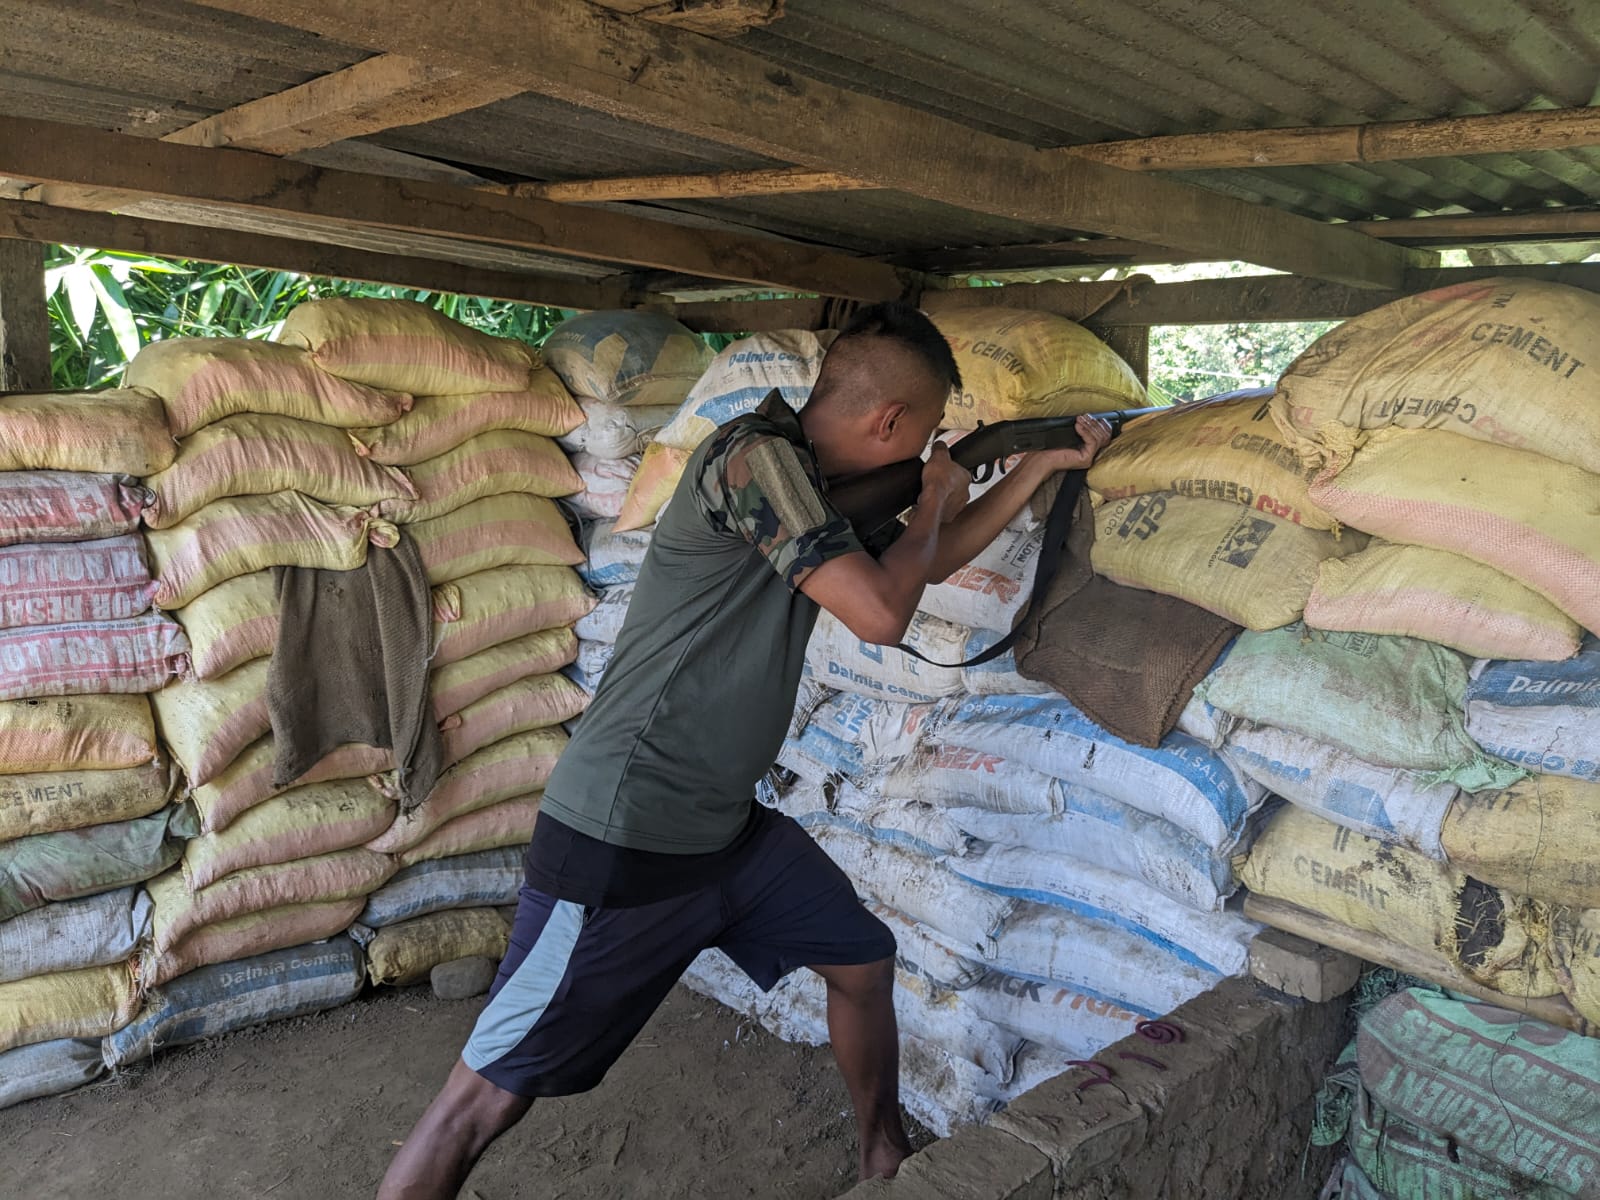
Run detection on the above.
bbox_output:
[860,1135,912,1181]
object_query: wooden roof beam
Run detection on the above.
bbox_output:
[182,0,1418,290]
[0,117,907,300]
[590,0,786,36]
[163,53,522,156]
[0,199,636,311]
[505,166,872,203]
[1067,105,1600,172]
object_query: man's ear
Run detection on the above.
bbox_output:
[874,401,909,442]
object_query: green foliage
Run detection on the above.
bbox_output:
[1148,319,1337,404]
[44,246,572,390]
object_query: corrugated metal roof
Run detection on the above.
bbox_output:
[2,0,1597,285]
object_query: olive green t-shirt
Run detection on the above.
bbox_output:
[541,392,865,854]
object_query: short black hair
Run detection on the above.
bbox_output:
[836,301,962,393]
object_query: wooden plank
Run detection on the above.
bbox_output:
[1244,895,1593,1036]
[0,200,637,312]
[0,239,50,391]
[511,166,872,203]
[1348,209,1600,244]
[180,0,1417,290]
[0,117,906,300]
[1069,105,1600,172]
[899,239,1196,274]
[590,0,783,33]
[164,54,521,155]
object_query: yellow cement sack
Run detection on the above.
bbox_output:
[1550,908,1600,1029]
[150,658,270,787]
[1307,427,1600,635]
[278,297,534,395]
[395,795,542,868]
[541,311,714,406]
[0,759,175,841]
[376,430,582,524]
[411,493,584,584]
[1441,778,1600,911]
[1241,805,1560,998]
[0,962,139,1053]
[1306,541,1584,663]
[0,694,159,774]
[364,907,511,987]
[428,566,589,667]
[350,370,584,464]
[146,491,398,611]
[139,897,364,988]
[439,674,588,766]
[431,630,580,721]
[614,441,690,532]
[1272,278,1600,474]
[143,413,417,529]
[931,308,1146,430]
[368,728,566,854]
[1090,493,1360,630]
[190,739,394,835]
[1087,393,1334,529]
[125,337,411,437]
[182,779,395,890]
[173,571,279,680]
[0,389,174,475]
[146,849,393,955]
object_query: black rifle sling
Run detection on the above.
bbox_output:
[891,468,1087,670]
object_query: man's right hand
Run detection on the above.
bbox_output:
[918,443,971,524]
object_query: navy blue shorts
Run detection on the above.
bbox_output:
[461,812,894,1098]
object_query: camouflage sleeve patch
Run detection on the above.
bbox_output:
[700,428,865,591]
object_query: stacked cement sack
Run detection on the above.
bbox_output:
[0,393,186,1106]
[1318,987,1600,1198]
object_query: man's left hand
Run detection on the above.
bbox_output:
[1036,414,1114,472]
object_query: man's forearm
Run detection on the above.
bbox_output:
[925,454,1056,583]
[872,499,948,632]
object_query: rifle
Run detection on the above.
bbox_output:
[823,405,1169,668]
[825,406,1168,540]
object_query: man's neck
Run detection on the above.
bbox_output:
[798,407,860,478]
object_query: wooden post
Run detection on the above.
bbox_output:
[1098,325,1149,389]
[0,239,50,392]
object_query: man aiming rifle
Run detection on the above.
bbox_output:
[377,302,1112,1198]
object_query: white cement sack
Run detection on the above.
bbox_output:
[1175,692,1234,747]
[958,629,1054,697]
[0,1038,105,1111]
[933,693,1264,851]
[807,610,969,703]
[104,936,364,1068]
[963,969,1144,1059]
[809,824,1014,959]
[1223,724,1458,859]
[919,523,1042,632]
[946,783,1236,912]
[355,847,523,929]
[566,640,615,695]
[574,584,632,644]
[872,903,988,991]
[0,886,151,985]
[558,401,678,460]
[578,519,652,588]
[1465,640,1600,782]
[786,692,929,782]
[950,844,1259,976]
[881,743,1060,816]
[792,801,973,860]
[989,903,1221,1019]
[563,452,639,520]
[653,331,832,453]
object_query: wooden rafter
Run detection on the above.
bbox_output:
[506,166,873,203]
[0,200,634,311]
[0,117,907,300]
[163,54,522,156]
[589,0,784,35]
[181,0,1418,290]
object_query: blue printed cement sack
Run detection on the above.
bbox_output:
[784,691,928,783]
[356,847,524,928]
[1195,624,1523,790]
[541,311,713,407]
[958,630,1053,697]
[577,519,651,588]
[1465,638,1600,782]
[104,936,364,1068]
[0,1038,105,1110]
[933,693,1264,851]
[807,610,969,703]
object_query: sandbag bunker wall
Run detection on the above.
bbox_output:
[1,297,603,1109]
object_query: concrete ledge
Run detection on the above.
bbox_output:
[844,977,1350,1200]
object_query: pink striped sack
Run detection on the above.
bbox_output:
[410,493,584,585]
[0,615,189,701]
[438,675,589,767]
[0,535,156,629]
[430,630,580,721]
[190,739,394,835]
[350,372,583,465]
[143,413,416,528]
[1308,427,1600,635]
[150,658,269,787]
[0,695,160,774]
[0,472,149,546]
[0,390,174,475]
[375,430,581,523]
[278,298,534,396]
[125,337,411,438]
[431,566,593,667]
[394,794,543,868]
[145,492,399,611]
[139,898,365,989]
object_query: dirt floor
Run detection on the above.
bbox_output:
[4,984,931,1200]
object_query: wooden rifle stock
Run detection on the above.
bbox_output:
[825,405,1167,540]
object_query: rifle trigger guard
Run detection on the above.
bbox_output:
[970,461,995,484]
